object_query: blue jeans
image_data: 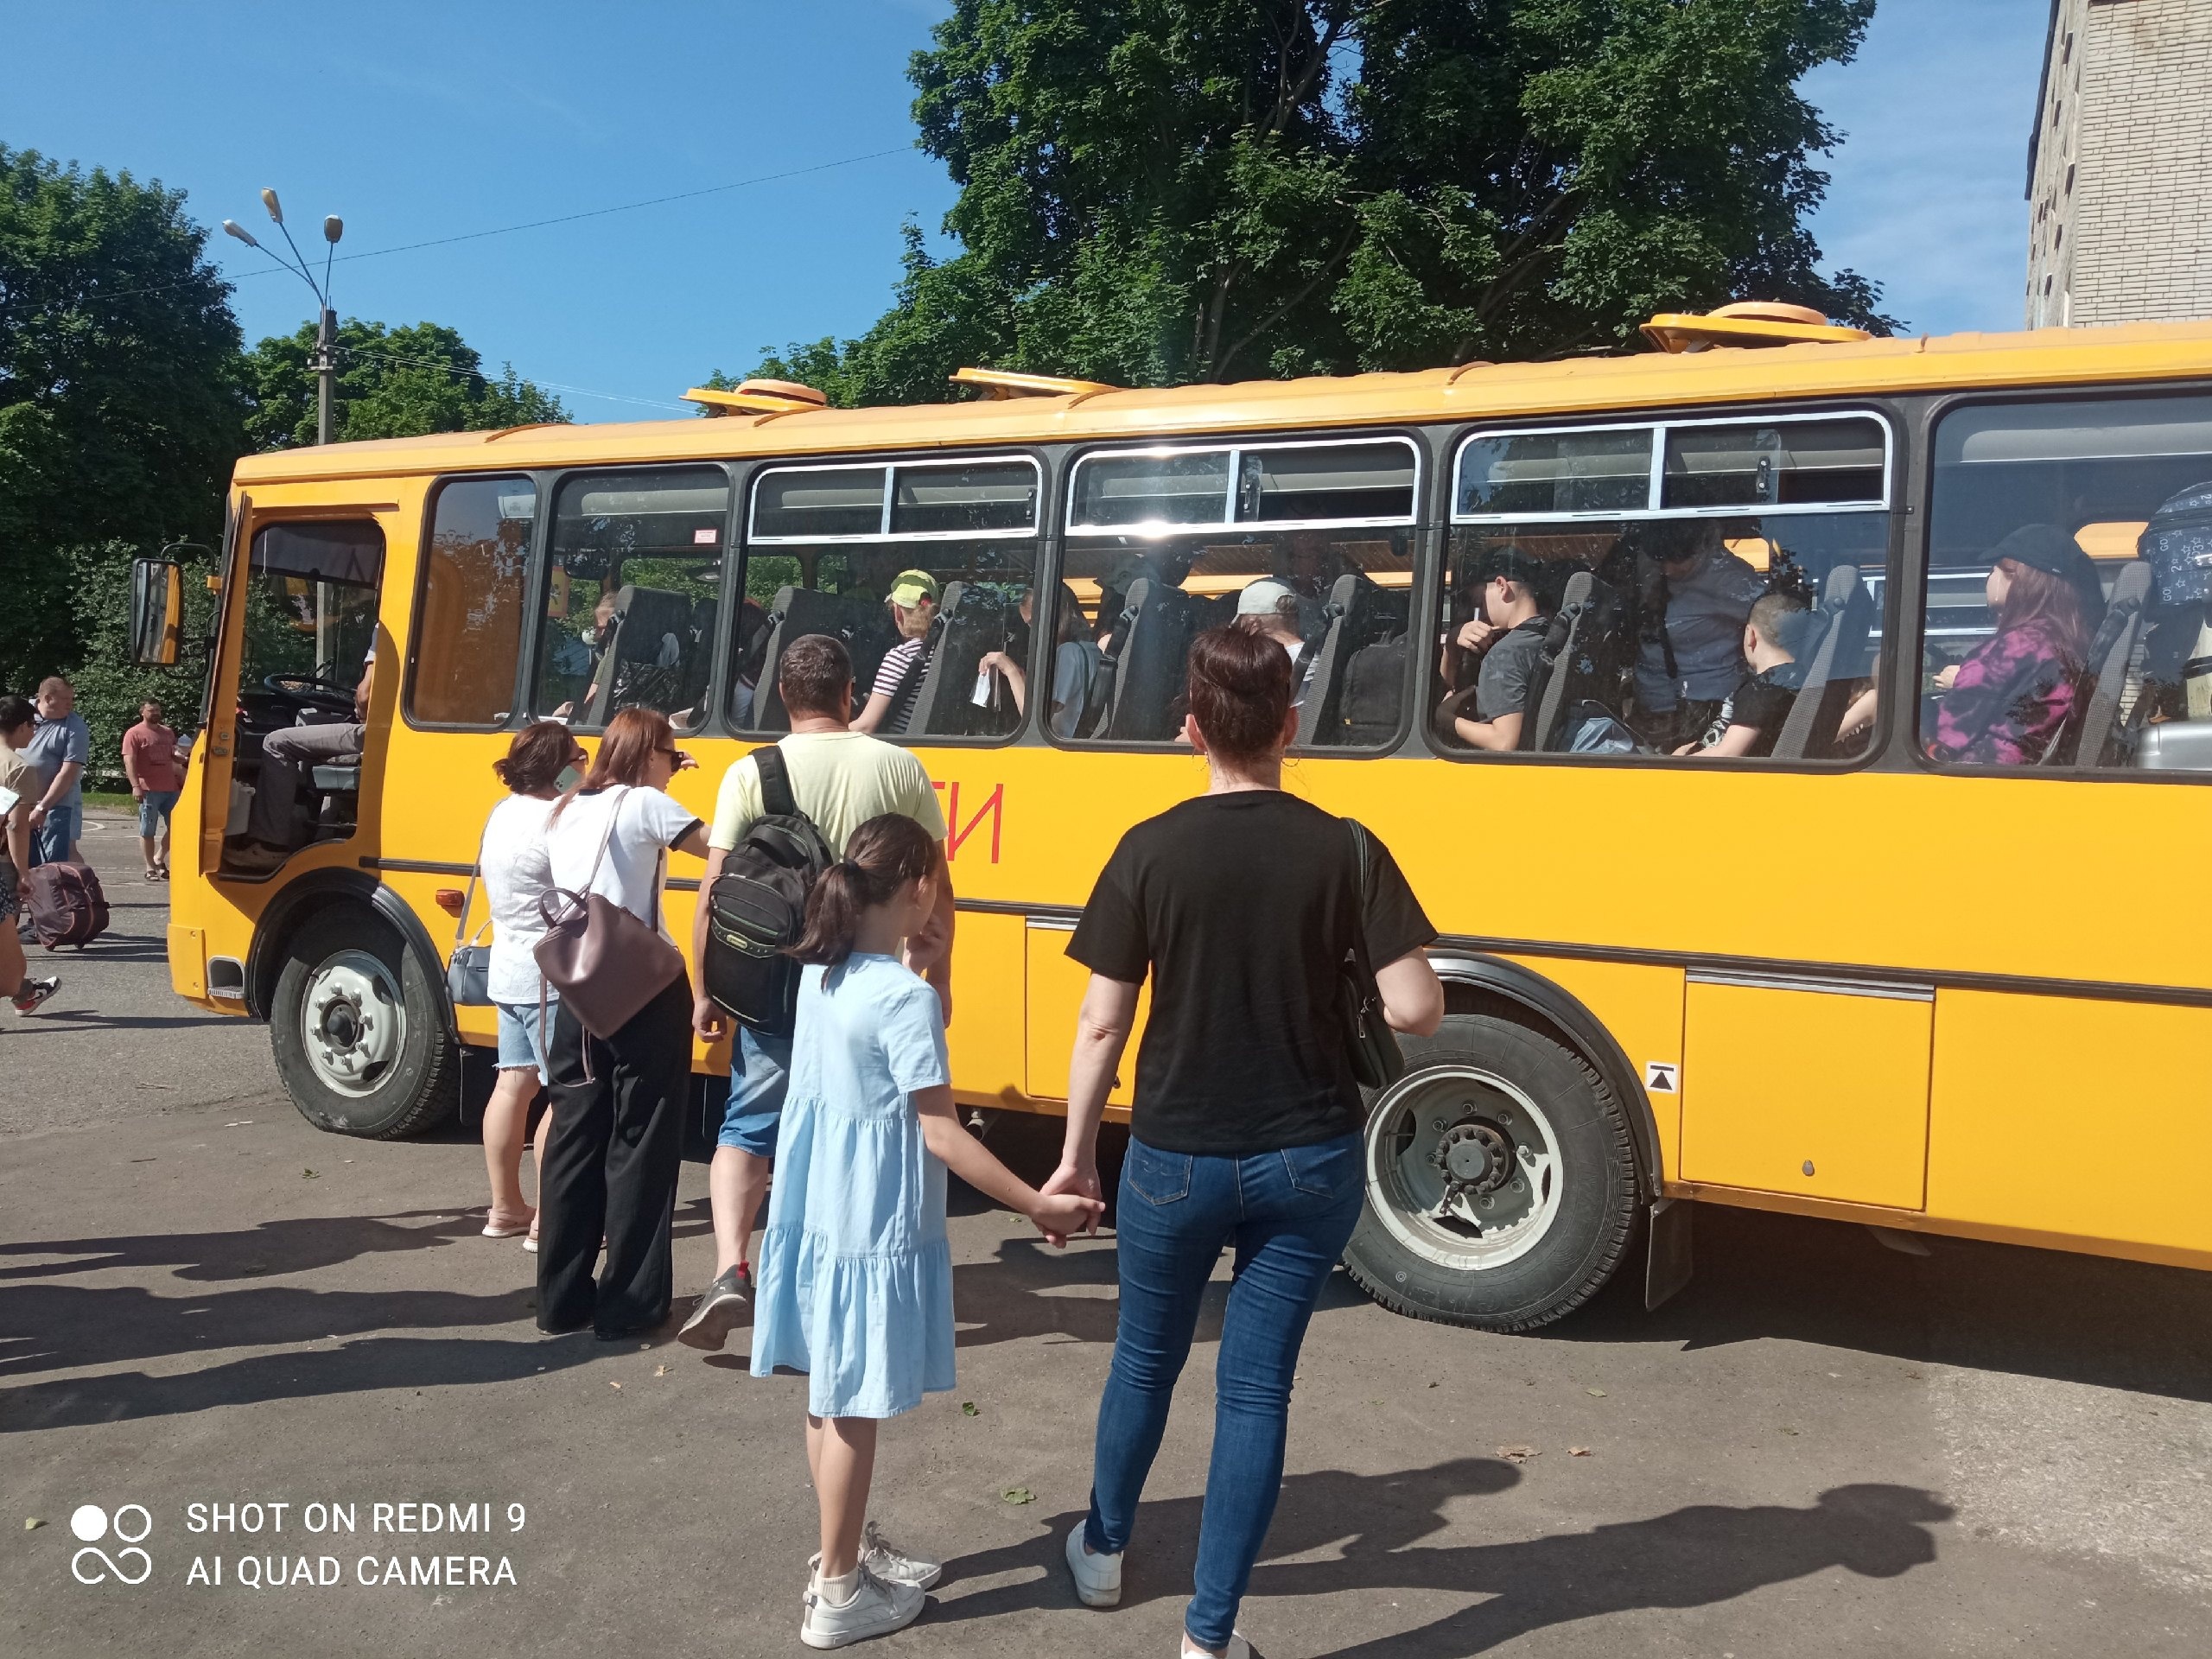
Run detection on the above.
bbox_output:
[31,804,78,867]
[716,1027,792,1156]
[1086,1130,1366,1650]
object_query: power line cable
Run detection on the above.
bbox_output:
[59,144,915,309]
[336,344,690,412]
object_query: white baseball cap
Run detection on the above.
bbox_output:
[1236,578,1296,617]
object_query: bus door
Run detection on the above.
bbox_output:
[1679,970,1933,1208]
[208,512,390,879]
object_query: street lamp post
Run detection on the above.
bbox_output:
[224,190,346,444]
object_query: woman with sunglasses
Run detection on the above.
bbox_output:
[537,706,709,1340]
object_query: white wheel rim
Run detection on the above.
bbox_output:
[1364,1064,1565,1272]
[300,950,404,1098]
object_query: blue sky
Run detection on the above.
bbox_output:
[6,1,2045,422]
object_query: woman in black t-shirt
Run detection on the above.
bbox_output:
[1048,627,1443,1659]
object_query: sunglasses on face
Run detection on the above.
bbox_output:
[656,746,695,770]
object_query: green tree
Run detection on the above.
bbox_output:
[241,318,566,450]
[743,0,1893,404]
[0,145,244,693]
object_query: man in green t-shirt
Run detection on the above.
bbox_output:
[678,633,954,1351]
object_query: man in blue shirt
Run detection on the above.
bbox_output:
[24,677,92,867]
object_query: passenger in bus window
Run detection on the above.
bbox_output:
[1677,593,1814,759]
[550,584,620,720]
[854,569,941,737]
[1234,580,1318,704]
[1446,546,1551,752]
[1927,524,2102,766]
[1632,519,1764,751]
[979,584,1098,739]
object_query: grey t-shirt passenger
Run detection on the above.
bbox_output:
[1635,550,1766,709]
[1475,620,1549,721]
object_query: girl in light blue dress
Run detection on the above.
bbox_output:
[751,812,1102,1650]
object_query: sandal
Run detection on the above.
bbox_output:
[143,869,162,882]
[483,1207,535,1239]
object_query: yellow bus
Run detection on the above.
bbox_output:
[135,305,2212,1331]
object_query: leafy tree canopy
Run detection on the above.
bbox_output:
[1,144,242,690]
[242,318,566,451]
[741,0,1892,404]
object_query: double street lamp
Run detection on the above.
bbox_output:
[224,190,345,444]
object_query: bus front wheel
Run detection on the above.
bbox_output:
[270,907,459,1139]
[1343,1014,1638,1332]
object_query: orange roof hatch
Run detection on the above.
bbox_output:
[1641,301,1872,353]
[949,366,1119,399]
[682,378,830,416]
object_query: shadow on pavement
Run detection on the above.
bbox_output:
[0,1209,496,1282]
[934,1466,1948,1656]
[0,1332,599,1433]
[1556,1203,2212,1406]
[0,1281,532,1377]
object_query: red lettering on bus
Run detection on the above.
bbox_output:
[931,781,1004,863]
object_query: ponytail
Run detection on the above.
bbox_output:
[787,812,938,967]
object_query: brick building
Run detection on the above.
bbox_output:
[2025,0,2212,327]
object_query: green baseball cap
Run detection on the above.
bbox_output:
[887,569,940,608]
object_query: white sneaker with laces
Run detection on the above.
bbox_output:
[799,1564,925,1649]
[1065,1520,1122,1608]
[808,1520,943,1591]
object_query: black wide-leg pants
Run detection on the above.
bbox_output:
[537,977,691,1337]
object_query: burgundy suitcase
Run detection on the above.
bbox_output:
[23,861,109,950]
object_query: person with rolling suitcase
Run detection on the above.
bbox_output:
[0,696,60,1013]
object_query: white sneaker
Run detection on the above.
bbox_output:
[808,1520,944,1591]
[1181,1634,1252,1659]
[1065,1520,1122,1608]
[800,1565,925,1649]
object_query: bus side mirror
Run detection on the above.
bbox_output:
[130,558,184,667]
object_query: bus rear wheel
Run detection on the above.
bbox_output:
[1343,1013,1638,1332]
[270,907,458,1139]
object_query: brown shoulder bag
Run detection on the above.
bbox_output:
[534,787,684,1041]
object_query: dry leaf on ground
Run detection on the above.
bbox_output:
[1569,1446,1592,1457]
[1497,1446,1540,1462]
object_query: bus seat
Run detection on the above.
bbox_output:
[309,766,360,793]
[1772,564,1874,762]
[752,587,895,731]
[2054,558,2151,771]
[1107,579,1214,741]
[581,584,694,726]
[1298,574,1409,745]
[1524,571,1630,752]
[906,582,1018,738]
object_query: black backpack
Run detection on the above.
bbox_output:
[702,746,836,1035]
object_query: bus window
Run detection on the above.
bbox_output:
[1058,437,1419,747]
[738,456,1039,739]
[1444,414,1891,761]
[238,521,385,737]
[1924,394,2212,772]
[408,477,533,728]
[531,467,729,732]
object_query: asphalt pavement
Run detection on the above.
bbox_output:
[3,812,2209,1657]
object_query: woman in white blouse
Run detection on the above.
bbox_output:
[475,721,589,1248]
[537,707,709,1340]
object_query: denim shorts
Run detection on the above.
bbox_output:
[495,998,555,1087]
[137,790,180,836]
[718,1027,793,1156]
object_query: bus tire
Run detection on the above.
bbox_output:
[1343,1014,1637,1332]
[269,906,459,1139]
